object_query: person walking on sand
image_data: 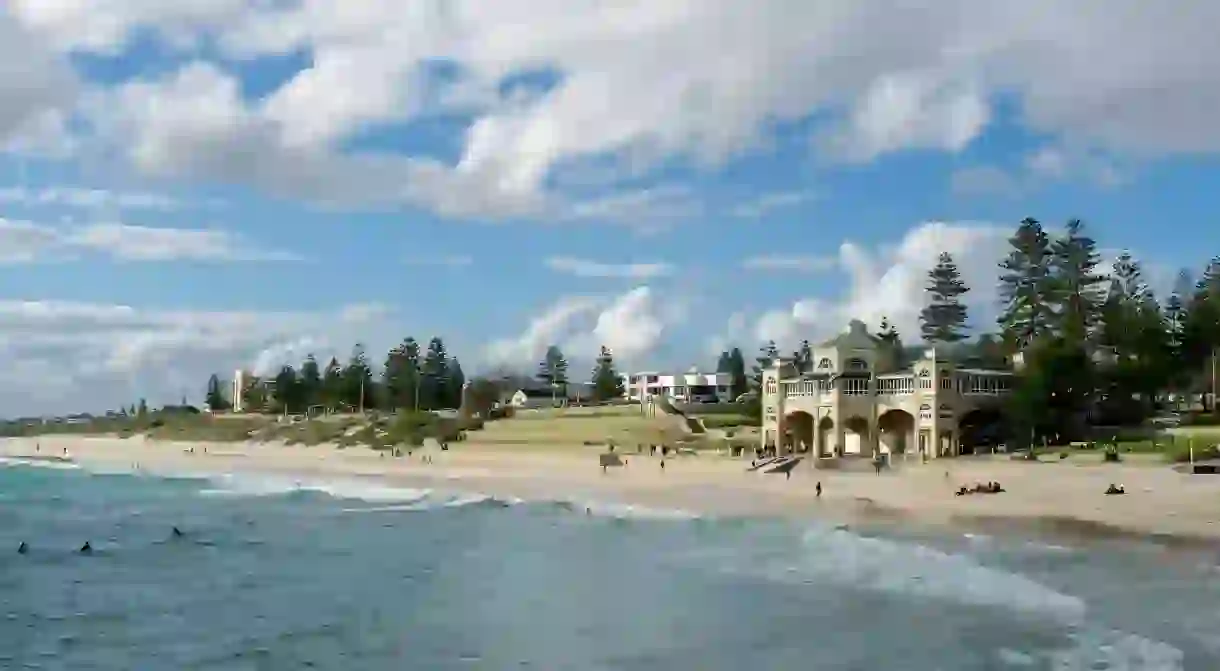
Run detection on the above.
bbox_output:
[816,481,822,498]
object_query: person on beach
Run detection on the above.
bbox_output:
[816,481,822,498]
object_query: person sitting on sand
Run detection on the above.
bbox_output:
[956,486,970,497]
[1105,483,1126,495]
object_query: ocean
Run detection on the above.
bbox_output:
[2,456,1218,670]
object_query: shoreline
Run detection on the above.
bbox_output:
[4,435,1219,551]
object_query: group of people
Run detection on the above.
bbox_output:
[955,481,1006,496]
[16,527,184,555]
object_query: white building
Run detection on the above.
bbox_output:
[620,368,732,403]
[232,369,246,413]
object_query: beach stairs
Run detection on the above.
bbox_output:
[761,456,802,474]
[746,455,783,471]
[652,397,707,433]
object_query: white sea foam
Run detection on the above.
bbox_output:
[577,499,701,520]
[198,472,432,503]
[0,456,81,471]
[1047,628,1184,670]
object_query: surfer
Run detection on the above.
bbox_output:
[17,541,28,554]
[172,526,184,538]
[78,541,92,554]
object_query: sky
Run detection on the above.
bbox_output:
[2,1,1219,417]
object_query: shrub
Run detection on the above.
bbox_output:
[1181,413,1220,427]
[1164,441,1220,463]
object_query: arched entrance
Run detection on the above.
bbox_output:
[877,409,915,455]
[817,416,834,457]
[958,406,1007,455]
[843,416,869,456]
[785,411,815,455]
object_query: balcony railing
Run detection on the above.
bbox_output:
[777,373,1012,399]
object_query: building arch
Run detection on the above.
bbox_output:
[846,357,869,371]
[842,415,870,456]
[785,410,815,455]
[816,415,834,457]
[958,406,1007,455]
[877,409,915,455]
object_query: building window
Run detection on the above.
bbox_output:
[841,377,870,395]
[918,369,932,390]
[846,358,868,371]
[818,358,833,369]
[939,376,952,390]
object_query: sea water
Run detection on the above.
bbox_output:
[1,456,1218,670]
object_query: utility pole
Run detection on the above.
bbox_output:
[358,375,365,415]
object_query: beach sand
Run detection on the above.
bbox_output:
[4,435,1219,545]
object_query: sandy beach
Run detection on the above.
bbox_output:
[4,434,1220,545]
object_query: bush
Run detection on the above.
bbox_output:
[1164,441,1220,463]
[1181,413,1220,427]
[700,415,760,429]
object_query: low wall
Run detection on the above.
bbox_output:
[672,402,749,415]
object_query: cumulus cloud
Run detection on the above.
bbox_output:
[0,299,394,417]
[751,221,1009,349]
[5,1,1215,218]
[0,218,301,263]
[484,286,681,369]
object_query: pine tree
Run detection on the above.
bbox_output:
[537,345,569,401]
[273,364,300,413]
[727,347,749,400]
[997,217,1054,347]
[920,252,970,343]
[299,355,322,411]
[382,338,420,411]
[205,374,228,411]
[420,337,450,410]
[137,398,148,417]
[1049,219,1106,341]
[341,344,373,411]
[591,346,624,401]
[716,351,732,373]
[750,341,779,393]
[792,340,813,373]
[322,357,343,411]
[875,317,903,368]
[446,358,466,409]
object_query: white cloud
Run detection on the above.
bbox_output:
[730,190,814,219]
[545,256,673,279]
[0,218,300,263]
[751,221,1008,349]
[0,187,185,211]
[0,12,75,146]
[6,1,1212,218]
[0,299,393,417]
[741,254,836,273]
[484,286,680,369]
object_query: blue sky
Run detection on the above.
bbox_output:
[1,1,1218,415]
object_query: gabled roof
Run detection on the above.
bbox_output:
[819,319,880,348]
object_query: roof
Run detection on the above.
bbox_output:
[819,319,881,348]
